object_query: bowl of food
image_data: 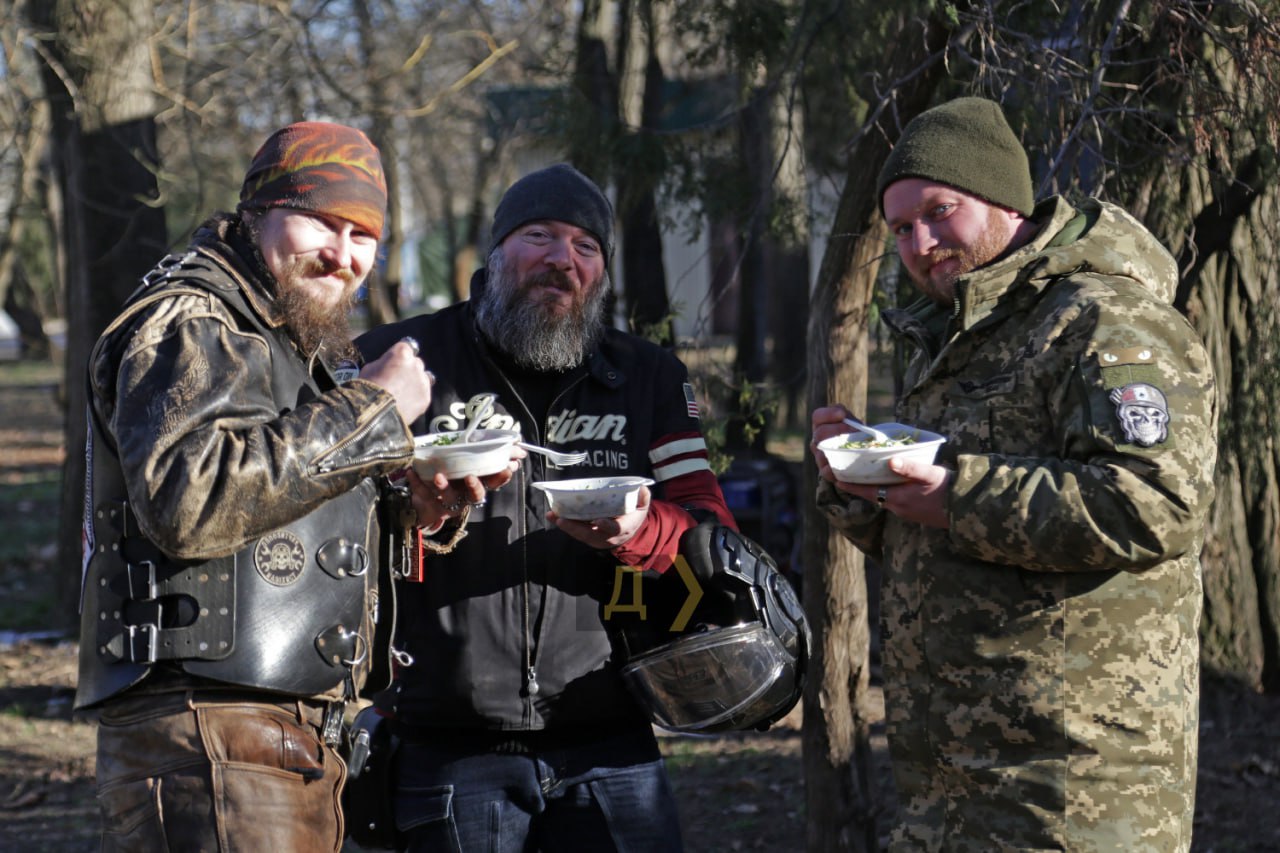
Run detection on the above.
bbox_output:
[532,476,655,520]
[817,422,946,485]
[412,429,520,480]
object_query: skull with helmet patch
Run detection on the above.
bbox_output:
[1109,382,1170,446]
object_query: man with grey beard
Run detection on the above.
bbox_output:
[357,164,736,852]
[472,233,609,372]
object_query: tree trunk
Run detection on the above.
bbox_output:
[1166,153,1280,692]
[569,0,617,184]
[1115,28,1280,693]
[615,0,673,343]
[4,262,51,359]
[727,90,770,454]
[767,80,811,431]
[0,95,51,357]
[368,113,403,321]
[802,14,953,850]
[27,0,167,630]
[355,0,400,325]
[801,204,882,852]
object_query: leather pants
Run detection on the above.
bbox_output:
[93,689,345,852]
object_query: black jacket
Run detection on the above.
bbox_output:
[357,288,733,732]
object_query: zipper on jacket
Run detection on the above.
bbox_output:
[312,394,408,474]
[483,351,592,722]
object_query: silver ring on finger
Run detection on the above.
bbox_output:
[876,486,888,507]
[447,498,467,513]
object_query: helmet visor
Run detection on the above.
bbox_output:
[619,623,791,733]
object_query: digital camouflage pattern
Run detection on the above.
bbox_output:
[818,196,1217,851]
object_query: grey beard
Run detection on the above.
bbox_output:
[473,250,607,372]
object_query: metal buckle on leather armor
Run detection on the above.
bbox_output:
[98,560,236,665]
[139,251,197,290]
[101,498,133,537]
[113,623,157,664]
[125,560,158,600]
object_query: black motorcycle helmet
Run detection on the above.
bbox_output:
[617,521,810,734]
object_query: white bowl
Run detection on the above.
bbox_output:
[412,429,520,480]
[817,422,946,485]
[532,476,655,520]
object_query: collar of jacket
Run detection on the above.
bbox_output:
[190,214,290,331]
[949,195,1081,333]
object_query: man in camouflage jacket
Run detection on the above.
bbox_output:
[812,97,1217,851]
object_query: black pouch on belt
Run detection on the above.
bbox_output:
[342,702,402,850]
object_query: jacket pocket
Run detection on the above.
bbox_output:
[947,379,1047,457]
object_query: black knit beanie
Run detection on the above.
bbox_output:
[876,97,1034,216]
[488,164,615,265]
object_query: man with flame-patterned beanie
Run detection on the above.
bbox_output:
[76,121,445,851]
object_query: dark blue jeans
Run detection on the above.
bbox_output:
[392,725,683,853]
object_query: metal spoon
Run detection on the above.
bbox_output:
[843,417,893,444]
[461,393,496,443]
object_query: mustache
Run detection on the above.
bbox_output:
[523,269,573,292]
[924,248,963,266]
[296,257,356,284]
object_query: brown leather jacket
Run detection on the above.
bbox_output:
[75,215,414,708]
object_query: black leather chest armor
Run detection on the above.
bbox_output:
[75,249,385,709]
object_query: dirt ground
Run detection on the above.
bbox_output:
[2,359,1279,852]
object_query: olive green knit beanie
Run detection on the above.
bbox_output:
[876,96,1034,216]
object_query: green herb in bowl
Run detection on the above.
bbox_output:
[840,434,918,450]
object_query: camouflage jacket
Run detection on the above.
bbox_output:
[818,197,1217,851]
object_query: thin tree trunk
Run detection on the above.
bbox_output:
[355,0,399,325]
[28,0,167,630]
[0,98,50,349]
[569,0,616,185]
[4,262,51,359]
[732,89,769,453]
[802,14,953,849]
[615,0,673,342]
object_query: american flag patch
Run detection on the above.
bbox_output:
[682,383,700,419]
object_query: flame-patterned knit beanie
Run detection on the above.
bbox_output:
[238,121,387,236]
